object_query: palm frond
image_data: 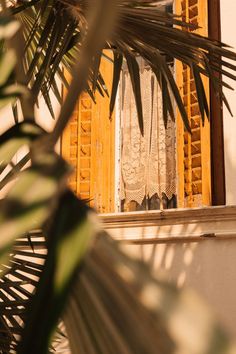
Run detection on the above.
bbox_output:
[1,230,235,354]
[0,230,46,353]
[0,3,236,354]
[0,230,69,353]
[10,0,236,132]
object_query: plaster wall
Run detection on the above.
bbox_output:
[221,1,236,205]
[122,239,236,338]
[0,89,60,134]
[103,205,236,339]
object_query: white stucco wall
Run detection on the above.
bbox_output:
[221,1,236,205]
[0,89,60,134]
[123,239,236,338]
[35,91,61,132]
[104,204,236,338]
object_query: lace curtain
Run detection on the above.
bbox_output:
[119,60,176,208]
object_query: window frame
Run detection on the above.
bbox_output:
[109,0,226,216]
[61,0,226,215]
[208,0,226,205]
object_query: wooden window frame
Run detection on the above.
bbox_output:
[175,0,225,207]
[208,0,226,205]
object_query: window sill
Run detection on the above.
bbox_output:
[99,205,236,244]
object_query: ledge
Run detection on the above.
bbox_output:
[99,205,236,243]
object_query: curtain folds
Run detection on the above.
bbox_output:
[120,60,176,209]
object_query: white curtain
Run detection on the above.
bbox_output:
[120,60,176,206]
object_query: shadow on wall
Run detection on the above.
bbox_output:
[224,137,236,205]
[121,222,236,339]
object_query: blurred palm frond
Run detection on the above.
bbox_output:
[10,0,236,132]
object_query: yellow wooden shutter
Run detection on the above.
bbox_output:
[175,0,211,208]
[61,51,115,213]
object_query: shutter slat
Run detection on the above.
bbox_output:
[61,51,115,212]
[176,0,211,207]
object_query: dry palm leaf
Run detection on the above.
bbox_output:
[10,0,236,133]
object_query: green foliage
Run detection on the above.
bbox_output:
[0,122,43,169]
[0,5,104,352]
[18,191,95,354]
[0,152,70,262]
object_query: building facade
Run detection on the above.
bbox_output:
[60,0,236,338]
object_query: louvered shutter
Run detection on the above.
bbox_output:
[175,0,211,207]
[61,52,115,213]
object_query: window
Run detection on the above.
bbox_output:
[61,0,225,213]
